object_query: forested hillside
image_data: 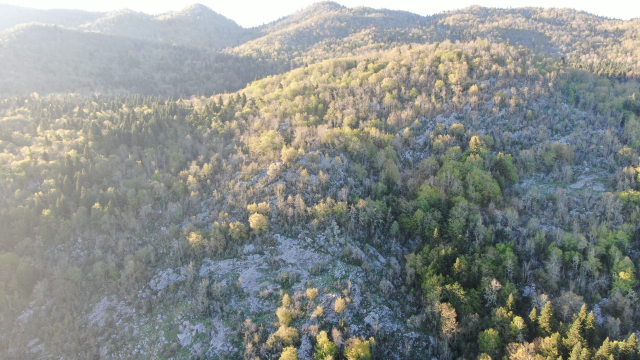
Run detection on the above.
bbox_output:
[0,24,285,97]
[1,2,640,360]
[1,2,639,96]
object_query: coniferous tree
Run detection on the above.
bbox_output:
[539,302,554,337]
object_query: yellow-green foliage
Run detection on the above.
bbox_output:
[306,288,319,301]
[279,346,299,360]
[314,331,337,360]
[249,213,269,234]
[344,337,373,360]
[276,306,295,327]
[334,297,347,314]
[275,325,299,346]
[311,306,324,318]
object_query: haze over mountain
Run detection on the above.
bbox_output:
[0,2,639,96]
[78,4,248,49]
[0,22,281,96]
[1,2,640,360]
[0,4,102,32]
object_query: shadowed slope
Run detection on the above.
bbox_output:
[0,24,284,96]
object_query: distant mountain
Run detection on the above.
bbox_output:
[0,3,248,49]
[235,1,430,59]
[235,3,639,79]
[0,2,638,96]
[79,4,249,49]
[0,23,284,96]
[0,4,103,32]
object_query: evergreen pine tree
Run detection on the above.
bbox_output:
[594,338,612,360]
[584,310,596,345]
[507,293,515,311]
[564,304,587,350]
[529,307,538,338]
[539,302,554,337]
[568,342,586,360]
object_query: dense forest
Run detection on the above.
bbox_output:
[1,2,640,360]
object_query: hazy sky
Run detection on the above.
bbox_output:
[1,0,638,27]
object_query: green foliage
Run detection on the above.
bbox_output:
[1,6,640,358]
[493,153,519,188]
[249,130,283,157]
[478,328,501,354]
[611,257,636,294]
[466,168,502,206]
[539,302,555,337]
[542,142,574,169]
[344,337,372,360]
[618,189,640,206]
[314,331,338,360]
[0,252,37,303]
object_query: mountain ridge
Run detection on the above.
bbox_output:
[0,2,639,95]
[0,4,103,32]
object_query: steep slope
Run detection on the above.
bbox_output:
[0,24,284,96]
[2,37,640,359]
[233,3,640,79]
[3,3,640,360]
[431,6,639,77]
